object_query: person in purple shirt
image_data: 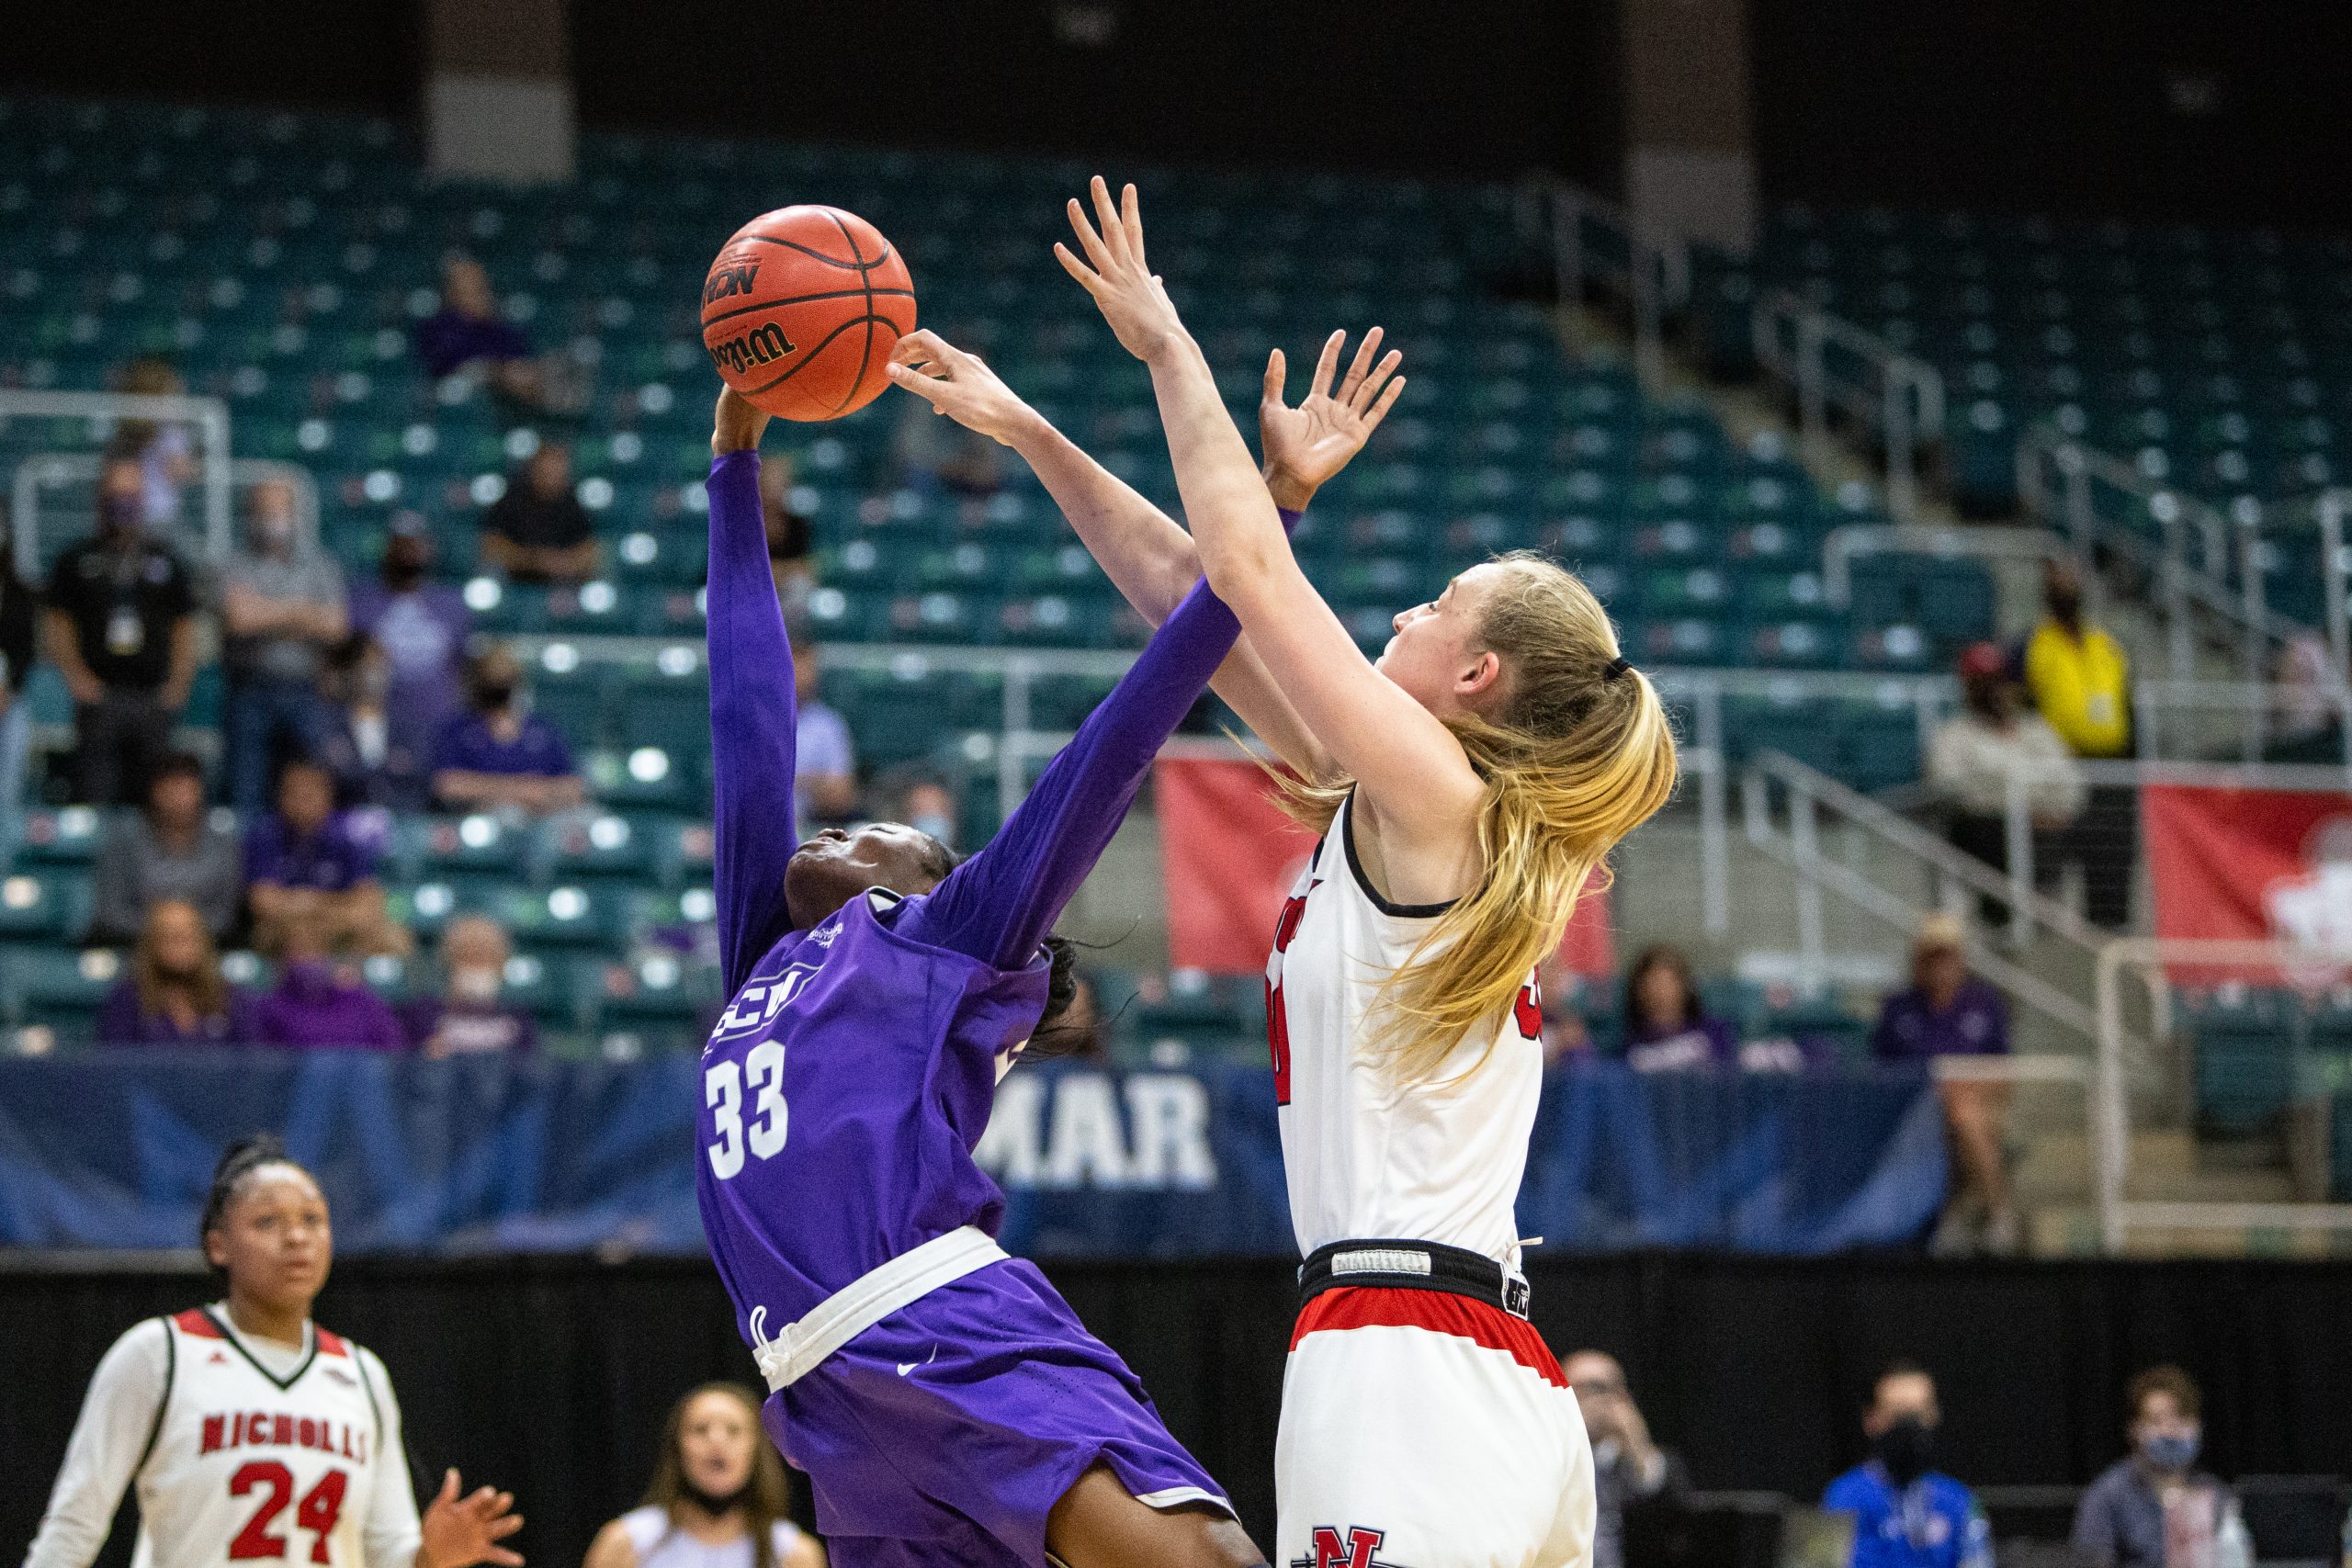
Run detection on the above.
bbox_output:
[94,898,259,1046]
[250,919,407,1050]
[1870,913,2017,1253]
[346,527,472,762]
[244,757,407,959]
[413,255,562,423]
[432,646,588,816]
[694,340,1385,1568]
[1618,943,1738,1071]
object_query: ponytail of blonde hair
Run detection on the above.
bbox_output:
[1267,552,1678,1083]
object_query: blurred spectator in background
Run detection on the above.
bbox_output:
[89,751,241,947]
[250,918,406,1050]
[2073,1367,2245,1568]
[1534,951,1590,1062]
[761,452,816,615]
[317,636,430,812]
[2018,559,2135,929]
[1564,1350,1689,1568]
[1871,915,2016,1253]
[432,646,584,816]
[220,477,345,813]
[582,1383,824,1568]
[244,757,407,960]
[1928,642,2084,930]
[347,525,471,762]
[892,386,1004,498]
[107,356,197,531]
[1619,943,1736,1072]
[2262,635,2346,764]
[0,503,40,860]
[44,457,198,808]
[402,914,536,1057]
[481,444,599,585]
[413,255,573,419]
[1825,1362,1990,1568]
[791,629,856,837]
[93,898,256,1046]
[875,764,959,853]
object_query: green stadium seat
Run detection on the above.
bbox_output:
[12,946,123,1043]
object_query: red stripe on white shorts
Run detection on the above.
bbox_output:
[1290,1285,1566,1388]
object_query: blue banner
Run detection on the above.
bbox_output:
[0,1053,1946,1257]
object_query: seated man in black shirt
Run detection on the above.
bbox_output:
[43,458,199,807]
[480,442,599,585]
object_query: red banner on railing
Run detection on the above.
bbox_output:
[1154,756,1614,977]
[2142,782,2352,982]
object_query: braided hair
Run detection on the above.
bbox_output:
[198,1135,313,1269]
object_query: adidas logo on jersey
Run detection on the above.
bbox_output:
[207,1350,228,1365]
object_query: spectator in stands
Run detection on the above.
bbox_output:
[791,628,856,836]
[346,525,471,762]
[2264,635,2345,764]
[1619,943,1736,1071]
[107,356,197,530]
[94,898,257,1046]
[1564,1350,1689,1568]
[220,477,345,814]
[2073,1367,2245,1568]
[89,750,242,947]
[892,383,1004,498]
[1929,642,2085,929]
[402,914,537,1057]
[481,443,600,585]
[0,502,40,861]
[1871,914,2016,1253]
[1534,951,1591,1062]
[317,635,430,813]
[876,764,958,852]
[761,452,816,614]
[250,918,406,1050]
[413,254,570,418]
[1825,1362,1991,1568]
[431,645,585,816]
[44,456,198,808]
[244,757,408,960]
[2018,559,2135,929]
[582,1383,824,1568]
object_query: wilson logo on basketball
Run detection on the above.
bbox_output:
[703,259,762,305]
[708,322,798,378]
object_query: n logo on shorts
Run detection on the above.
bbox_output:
[1294,1526,1405,1568]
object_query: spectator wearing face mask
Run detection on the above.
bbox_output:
[402,915,537,1057]
[431,646,585,816]
[316,635,430,813]
[1825,1362,1991,1568]
[220,478,346,814]
[2072,1367,2247,1568]
[249,918,407,1051]
[346,525,471,763]
[43,457,199,808]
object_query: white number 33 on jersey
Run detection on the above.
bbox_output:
[706,1040,788,1179]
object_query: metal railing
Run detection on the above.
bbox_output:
[2317,487,2352,679]
[1752,290,1945,524]
[2094,938,2352,1252]
[14,453,321,571]
[1517,175,1691,386]
[0,390,234,570]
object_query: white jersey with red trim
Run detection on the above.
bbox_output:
[127,1308,393,1568]
[1265,793,1545,1263]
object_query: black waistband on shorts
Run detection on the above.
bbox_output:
[1296,1237,1532,1320]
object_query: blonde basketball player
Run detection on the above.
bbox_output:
[25,1137,523,1568]
[1050,178,1676,1568]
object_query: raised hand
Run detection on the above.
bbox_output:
[1055,177,1189,365]
[885,330,1046,447]
[416,1468,524,1568]
[712,386,770,457]
[1260,328,1407,511]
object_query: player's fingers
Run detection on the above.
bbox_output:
[1052,243,1103,294]
[1307,330,1344,402]
[1261,348,1286,406]
[482,1549,525,1566]
[1119,183,1148,271]
[890,328,951,366]
[490,1514,525,1539]
[1351,348,1407,415]
[1337,326,1385,404]
[1089,177,1129,268]
[1361,374,1408,430]
[883,365,945,401]
[439,1470,460,1505]
[1064,199,1112,271]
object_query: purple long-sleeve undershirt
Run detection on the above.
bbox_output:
[708,445,1294,985]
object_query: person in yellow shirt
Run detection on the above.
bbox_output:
[2018,561,2135,927]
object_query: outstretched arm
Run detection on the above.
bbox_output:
[706,390,802,994]
[1057,181,1484,840]
[888,330,1334,779]
[898,571,1241,970]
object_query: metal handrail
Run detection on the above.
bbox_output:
[1519,174,1691,386]
[1752,290,1945,523]
[0,389,233,570]
[14,453,321,569]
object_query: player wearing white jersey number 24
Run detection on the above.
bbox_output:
[25,1138,523,1568]
[1050,177,1680,1567]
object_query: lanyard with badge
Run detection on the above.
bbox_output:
[103,547,147,659]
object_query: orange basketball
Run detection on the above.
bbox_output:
[701,206,915,422]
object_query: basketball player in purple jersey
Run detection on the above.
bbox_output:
[693,361,1389,1568]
